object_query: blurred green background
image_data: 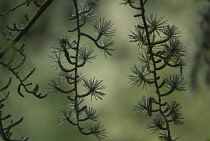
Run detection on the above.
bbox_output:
[1,0,210,141]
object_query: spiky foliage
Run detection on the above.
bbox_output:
[122,0,186,140]
[164,74,187,91]
[47,1,115,140]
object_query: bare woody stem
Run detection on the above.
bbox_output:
[0,0,34,17]
[0,0,54,59]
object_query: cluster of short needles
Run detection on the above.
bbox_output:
[47,0,115,140]
[122,0,187,140]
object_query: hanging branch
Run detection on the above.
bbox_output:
[47,0,115,140]
[0,43,47,98]
[0,0,55,97]
[0,0,54,97]
[0,80,28,140]
[0,0,54,140]
[122,0,186,140]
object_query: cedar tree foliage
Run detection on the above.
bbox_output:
[121,0,187,140]
[47,0,115,140]
[0,0,115,140]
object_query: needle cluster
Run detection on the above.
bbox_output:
[122,0,187,140]
[47,0,115,140]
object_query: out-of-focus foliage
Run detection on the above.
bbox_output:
[190,0,210,92]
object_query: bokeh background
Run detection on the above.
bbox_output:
[1,0,210,141]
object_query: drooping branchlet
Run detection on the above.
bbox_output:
[122,0,187,140]
[0,1,54,140]
[47,0,115,140]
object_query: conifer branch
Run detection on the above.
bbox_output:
[123,0,186,140]
[49,1,115,140]
[0,1,54,140]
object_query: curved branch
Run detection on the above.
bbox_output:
[68,20,86,32]
[69,6,92,20]
[0,78,12,92]
[128,0,142,10]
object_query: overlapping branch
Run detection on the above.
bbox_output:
[0,1,54,140]
[0,0,54,59]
